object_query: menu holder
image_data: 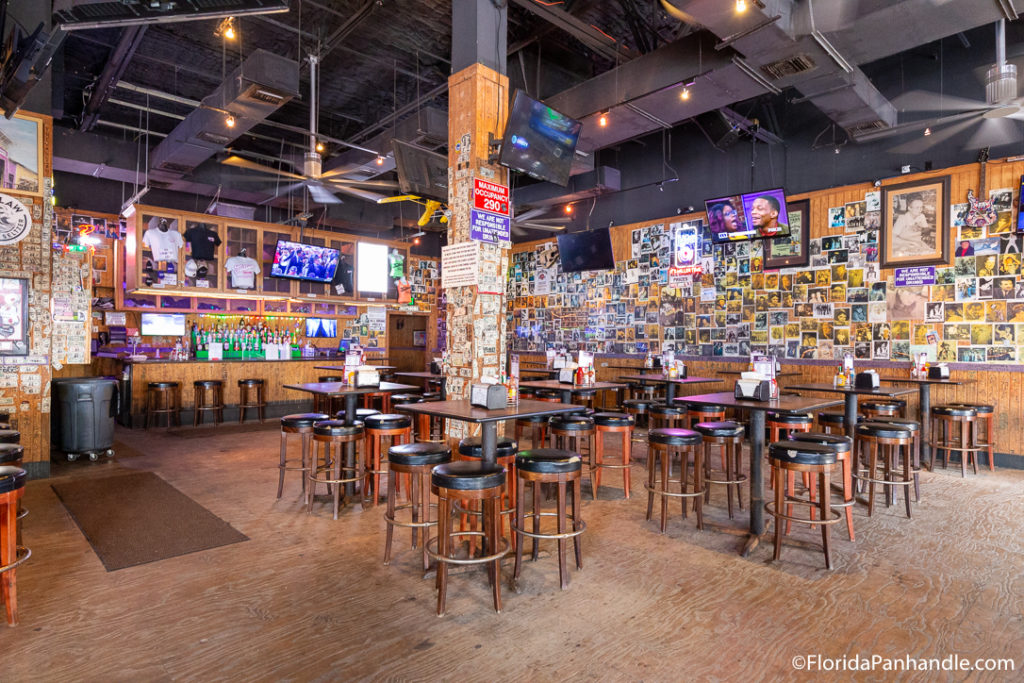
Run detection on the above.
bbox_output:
[735,379,772,401]
[855,370,880,389]
[355,366,381,387]
[558,368,576,384]
[470,383,508,409]
[928,365,950,379]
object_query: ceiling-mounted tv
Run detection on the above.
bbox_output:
[270,240,340,283]
[500,90,582,187]
[706,187,791,244]
[557,228,615,273]
[392,139,449,202]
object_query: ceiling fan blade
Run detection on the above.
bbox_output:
[515,222,567,232]
[891,90,990,114]
[326,183,390,203]
[318,164,370,180]
[964,116,1021,150]
[307,183,344,205]
[324,178,401,190]
[513,207,548,222]
[886,117,977,154]
[856,110,980,143]
[257,182,306,206]
[221,155,307,181]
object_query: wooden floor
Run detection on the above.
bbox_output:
[5,422,1024,680]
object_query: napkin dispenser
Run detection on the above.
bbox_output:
[928,365,950,379]
[429,360,441,374]
[355,366,381,387]
[854,370,880,389]
[734,378,772,401]
[558,368,576,384]
[470,383,508,410]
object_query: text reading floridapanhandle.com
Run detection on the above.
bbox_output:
[791,654,1015,673]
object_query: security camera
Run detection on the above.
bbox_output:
[676,208,683,215]
[874,180,882,187]
[686,205,695,212]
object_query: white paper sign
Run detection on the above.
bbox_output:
[441,242,480,288]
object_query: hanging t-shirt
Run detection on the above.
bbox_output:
[397,280,412,304]
[184,225,222,260]
[142,228,184,261]
[332,258,354,294]
[225,255,261,289]
[388,250,405,279]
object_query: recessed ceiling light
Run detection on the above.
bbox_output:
[736,0,747,13]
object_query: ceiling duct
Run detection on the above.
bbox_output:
[54,0,289,31]
[147,49,298,183]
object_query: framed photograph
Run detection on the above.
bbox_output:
[882,176,951,268]
[0,113,43,195]
[413,330,426,347]
[0,277,29,356]
[764,199,809,270]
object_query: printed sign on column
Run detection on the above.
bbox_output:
[473,178,510,215]
[470,209,511,245]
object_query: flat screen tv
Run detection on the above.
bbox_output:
[1016,174,1024,233]
[392,139,449,202]
[140,313,185,336]
[499,90,582,187]
[270,240,340,283]
[557,228,615,273]
[706,188,791,244]
[305,318,337,338]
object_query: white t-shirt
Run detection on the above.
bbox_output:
[225,255,261,289]
[142,228,184,261]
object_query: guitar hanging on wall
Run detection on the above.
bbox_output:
[965,147,997,228]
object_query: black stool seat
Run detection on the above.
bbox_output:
[515,448,583,474]
[536,390,562,399]
[570,407,596,417]
[788,431,852,454]
[767,412,813,424]
[856,421,913,439]
[768,441,837,466]
[622,399,654,413]
[948,402,993,415]
[421,391,441,400]
[389,393,423,404]
[549,415,594,431]
[336,408,381,421]
[862,400,902,411]
[818,411,845,425]
[592,412,634,427]
[931,405,977,417]
[432,461,505,490]
[0,430,19,444]
[193,379,222,388]
[364,413,412,430]
[516,414,550,424]
[649,427,702,446]
[0,465,27,493]
[148,381,178,389]
[318,375,342,382]
[313,420,364,437]
[872,417,920,433]
[685,403,727,414]
[281,412,330,429]
[0,444,24,464]
[239,378,264,385]
[458,436,517,459]
[650,406,685,418]
[574,389,598,398]
[694,421,744,438]
[388,442,452,466]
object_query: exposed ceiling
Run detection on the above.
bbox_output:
[36,0,1024,238]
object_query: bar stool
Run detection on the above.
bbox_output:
[536,390,562,404]
[621,399,655,434]
[237,378,266,423]
[0,444,26,521]
[428,461,509,616]
[362,390,392,414]
[947,403,995,470]
[383,442,452,572]
[335,408,380,424]
[0,430,19,444]
[788,432,855,541]
[307,420,365,519]
[591,413,634,499]
[145,381,180,428]
[391,393,428,440]
[869,417,921,501]
[192,380,224,426]
[316,376,343,414]
[573,388,599,411]
[550,414,594,462]
[277,413,329,501]
[514,415,549,449]
[363,414,413,506]
[519,387,537,401]
[649,405,685,430]
[694,421,746,520]
[929,405,981,477]
[817,411,846,435]
[457,437,518,536]
[861,400,903,420]
[512,449,586,590]
[766,441,841,570]
[855,421,915,518]
[645,428,704,532]
[0,466,28,626]
[683,402,726,430]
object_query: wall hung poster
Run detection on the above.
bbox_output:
[894,266,936,287]
[669,219,702,278]
[0,113,42,194]
[882,176,951,267]
[0,277,29,355]
[0,193,32,246]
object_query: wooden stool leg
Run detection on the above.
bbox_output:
[514,475,525,580]
[660,446,670,533]
[592,429,603,497]
[902,444,913,519]
[645,447,656,521]
[383,470,397,565]
[772,465,785,562]
[557,479,568,590]
[622,429,632,498]
[985,415,994,471]
[572,475,583,570]
[277,431,287,499]
[490,497,502,613]
[724,442,734,519]
[332,443,343,520]
[693,446,704,531]
[867,441,878,517]
[436,493,450,616]
[531,480,541,561]
[819,470,832,570]
[842,455,854,542]
[300,433,311,498]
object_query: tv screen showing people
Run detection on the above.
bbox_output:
[499,90,582,187]
[270,240,340,283]
[305,318,337,338]
[706,188,791,243]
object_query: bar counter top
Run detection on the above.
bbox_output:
[108,356,344,365]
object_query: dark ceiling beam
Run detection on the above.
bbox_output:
[80,24,148,132]
[320,0,378,62]
[350,81,448,144]
[509,0,633,62]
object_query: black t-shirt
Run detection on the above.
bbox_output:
[184,226,222,260]
[332,258,354,293]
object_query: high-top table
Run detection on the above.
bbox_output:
[394,371,446,399]
[395,399,581,464]
[675,391,843,556]
[718,370,803,377]
[283,381,418,422]
[314,365,397,373]
[606,364,663,372]
[784,383,918,439]
[518,368,560,378]
[518,379,626,405]
[878,376,974,466]
[617,374,723,406]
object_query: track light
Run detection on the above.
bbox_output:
[598,111,609,127]
[681,87,690,101]
[736,0,747,12]
[216,17,236,40]
[923,127,932,136]
[376,155,385,166]
[225,113,236,128]
[564,204,574,215]
[316,140,325,153]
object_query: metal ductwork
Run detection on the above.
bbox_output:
[511,167,621,209]
[147,49,298,183]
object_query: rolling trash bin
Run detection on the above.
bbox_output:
[51,377,119,461]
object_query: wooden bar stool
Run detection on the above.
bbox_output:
[390,394,427,440]
[428,461,509,616]
[683,402,726,430]
[550,414,595,462]
[514,415,549,449]
[362,390,392,413]
[307,420,365,519]
[535,390,562,404]
[948,403,995,470]
[861,400,903,420]
[816,411,846,435]
[929,405,981,477]
[512,449,586,591]
[869,417,921,501]
[766,441,841,570]
[145,381,180,428]
[0,445,26,521]
[0,466,29,626]
[383,442,452,572]
[573,388,598,411]
[363,414,413,506]
[767,411,813,443]
[458,436,518,541]
[621,399,655,435]
[645,428,704,532]
[335,408,380,424]
[591,413,634,500]
[788,432,855,541]
[237,378,266,423]
[855,422,915,518]
[316,376,343,415]
[277,413,329,501]
[694,421,746,520]
[0,430,20,444]
[649,405,685,430]
[192,380,224,426]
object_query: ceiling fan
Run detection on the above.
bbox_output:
[219,54,399,205]
[510,207,572,238]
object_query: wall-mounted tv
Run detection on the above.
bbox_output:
[557,227,615,273]
[270,240,340,283]
[305,317,337,338]
[392,139,449,202]
[499,90,582,187]
[1016,174,1024,233]
[140,313,186,336]
[706,188,791,244]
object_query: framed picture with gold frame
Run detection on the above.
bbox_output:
[882,176,951,268]
[0,111,44,195]
[764,198,809,270]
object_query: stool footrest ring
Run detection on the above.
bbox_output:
[511,512,586,540]
[764,502,842,525]
[425,532,510,565]
[644,481,704,498]
[0,545,30,574]
[383,502,439,530]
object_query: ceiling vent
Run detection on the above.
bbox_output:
[761,54,817,80]
[241,84,289,106]
[196,131,233,146]
[846,119,889,138]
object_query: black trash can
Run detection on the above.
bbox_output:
[51,377,118,462]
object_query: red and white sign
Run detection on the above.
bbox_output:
[473,178,510,216]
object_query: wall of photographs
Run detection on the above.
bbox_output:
[510,156,1024,366]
